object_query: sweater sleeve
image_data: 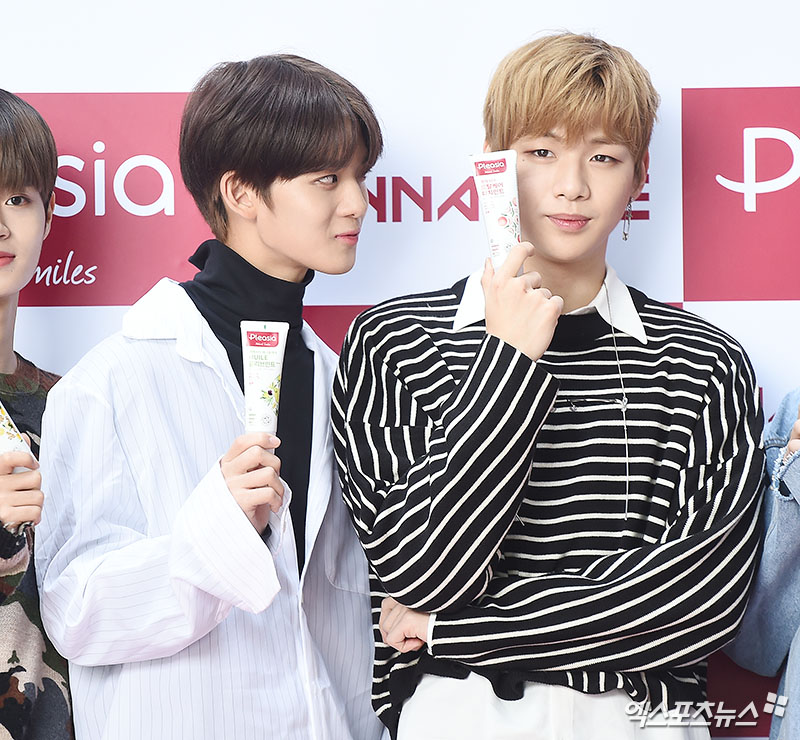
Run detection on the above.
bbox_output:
[427,347,764,673]
[332,315,559,613]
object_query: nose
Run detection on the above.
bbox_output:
[0,211,8,239]
[340,178,369,221]
[553,158,590,201]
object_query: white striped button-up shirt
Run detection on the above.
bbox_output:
[36,279,384,740]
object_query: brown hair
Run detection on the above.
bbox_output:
[180,54,383,241]
[484,33,659,183]
[0,90,58,210]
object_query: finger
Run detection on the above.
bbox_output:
[221,433,279,463]
[521,271,543,292]
[480,258,494,292]
[237,485,284,513]
[787,439,800,456]
[383,615,424,653]
[524,284,552,299]
[0,504,43,526]
[248,448,282,475]
[549,294,565,314]
[0,489,44,508]
[236,466,285,498]
[379,597,399,638]
[494,242,534,281]
[395,637,425,654]
[0,452,39,475]
[790,418,800,443]
[224,445,282,477]
[20,433,31,447]
[0,470,42,492]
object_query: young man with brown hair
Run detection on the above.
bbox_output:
[333,33,763,739]
[36,55,384,740]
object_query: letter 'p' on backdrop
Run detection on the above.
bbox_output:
[5,0,800,737]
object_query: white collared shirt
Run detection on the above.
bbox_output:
[36,279,384,740]
[452,264,648,344]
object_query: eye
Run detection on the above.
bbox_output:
[528,149,552,158]
[5,195,29,206]
[316,174,338,185]
[590,154,617,164]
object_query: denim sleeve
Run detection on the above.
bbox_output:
[726,389,800,676]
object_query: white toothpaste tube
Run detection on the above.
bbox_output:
[240,321,289,435]
[471,149,521,267]
[0,399,35,534]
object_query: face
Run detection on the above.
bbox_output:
[0,186,52,300]
[244,144,370,282]
[509,128,645,273]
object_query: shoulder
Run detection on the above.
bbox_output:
[46,332,138,406]
[5,355,60,396]
[630,287,754,374]
[49,281,190,406]
[344,281,465,352]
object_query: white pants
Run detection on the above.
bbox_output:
[397,673,712,740]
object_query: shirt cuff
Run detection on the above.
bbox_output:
[171,460,282,613]
[426,612,437,654]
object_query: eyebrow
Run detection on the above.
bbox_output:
[541,131,621,146]
[588,135,621,146]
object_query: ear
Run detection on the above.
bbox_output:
[219,171,259,221]
[632,150,650,199]
[42,192,55,240]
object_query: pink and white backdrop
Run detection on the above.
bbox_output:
[6,1,800,736]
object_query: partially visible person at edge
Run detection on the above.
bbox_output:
[727,390,800,740]
[34,56,384,740]
[0,89,73,740]
[332,33,765,740]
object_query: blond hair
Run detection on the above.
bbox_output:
[484,33,659,182]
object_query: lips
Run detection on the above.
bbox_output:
[548,214,590,231]
[335,231,360,246]
[0,252,14,267]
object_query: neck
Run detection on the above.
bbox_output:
[0,295,18,374]
[225,227,306,283]
[522,254,607,313]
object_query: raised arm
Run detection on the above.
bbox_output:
[333,245,562,613]
[36,372,286,666]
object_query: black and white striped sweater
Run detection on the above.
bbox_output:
[332,278,764,738]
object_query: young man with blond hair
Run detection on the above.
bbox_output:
[333,33,763,739]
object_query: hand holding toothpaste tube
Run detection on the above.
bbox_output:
[482,242,563,362]
[0,399,42,534]
[220,432,284,534]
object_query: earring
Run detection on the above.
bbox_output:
[622,199,633,241]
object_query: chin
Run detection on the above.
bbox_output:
[316,258,357,276]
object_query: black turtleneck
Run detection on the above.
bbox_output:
[181,239,314,572]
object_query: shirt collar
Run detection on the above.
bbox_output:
[452,264,648,345]
[122,278,207,362]
[121,277,336,365]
